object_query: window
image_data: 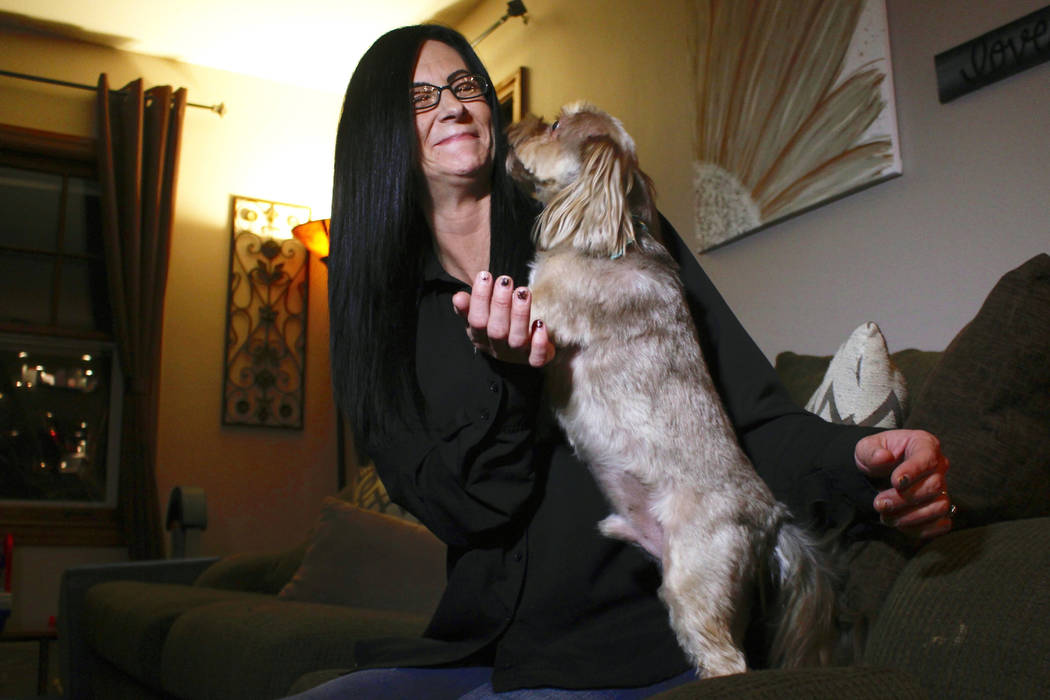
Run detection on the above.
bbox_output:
[0,334,121,504]
[0,164,110,331]
[0,124,123,546]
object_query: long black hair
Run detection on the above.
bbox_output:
[329,24,536,448]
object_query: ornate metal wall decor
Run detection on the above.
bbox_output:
[222,196,310,428]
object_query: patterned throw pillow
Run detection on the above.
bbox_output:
[352,463,418,523]
[805,322,908,428]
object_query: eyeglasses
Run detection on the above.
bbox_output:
[411,73,490,112]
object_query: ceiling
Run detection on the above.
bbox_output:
[0,0,485,93]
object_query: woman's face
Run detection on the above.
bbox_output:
[412,40,494,189]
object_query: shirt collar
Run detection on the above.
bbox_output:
[422,242,470,292]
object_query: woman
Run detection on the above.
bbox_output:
[307,24,952,699]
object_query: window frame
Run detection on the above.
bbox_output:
[0,123,125,547]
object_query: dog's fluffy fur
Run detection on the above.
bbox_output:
[506,102,837,678]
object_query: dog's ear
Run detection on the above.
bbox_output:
[537,135,637,257]
[628,168,663,246]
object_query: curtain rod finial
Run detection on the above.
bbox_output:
[189,101,225,117]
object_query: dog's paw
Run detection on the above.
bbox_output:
[598,514,635,541]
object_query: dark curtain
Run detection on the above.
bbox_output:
[96,75,187,559]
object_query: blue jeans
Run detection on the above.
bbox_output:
[282,666,699,699]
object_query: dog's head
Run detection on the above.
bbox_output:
[506,102,656,257]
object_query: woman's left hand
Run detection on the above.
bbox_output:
[855,429,954,539]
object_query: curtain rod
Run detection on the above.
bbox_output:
[0,69,226,117]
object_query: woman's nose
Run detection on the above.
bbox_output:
[436,89,468,118]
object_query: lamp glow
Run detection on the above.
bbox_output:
[292,218,331,260]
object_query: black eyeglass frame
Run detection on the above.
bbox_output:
[411,73,491,113]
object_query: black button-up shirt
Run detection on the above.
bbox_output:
[355,220,881,691]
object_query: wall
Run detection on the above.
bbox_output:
[461,0,1049,358]
[0,27,344,629]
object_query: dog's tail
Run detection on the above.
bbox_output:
[767,515,839,668]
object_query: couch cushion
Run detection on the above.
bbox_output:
[865,517,1050,699]
[649,666,928,699]
[161,598,429,700]
[774,350,834,409]
[82,581,272,691]
[905,253,1050,528]
[278,498,445,616]
[194,544,307,594]
[804,322,908,428]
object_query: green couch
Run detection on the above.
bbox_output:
[60,254,1050,699]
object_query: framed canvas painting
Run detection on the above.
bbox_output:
[691,0,902,252]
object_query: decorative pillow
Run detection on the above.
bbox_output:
[905,253,1050,528]
[277,498,445,616]
[805,322,908,428]
[775,348,940,412]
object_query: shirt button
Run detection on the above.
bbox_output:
[488,381,499,393]
[480,409,491,421]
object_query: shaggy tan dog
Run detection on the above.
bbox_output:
[506,102,837,677]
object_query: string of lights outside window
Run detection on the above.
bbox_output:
[1,340,114,502]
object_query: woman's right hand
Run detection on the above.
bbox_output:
[452,271,555,367]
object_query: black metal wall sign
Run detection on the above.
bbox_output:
[935,5,1050,103]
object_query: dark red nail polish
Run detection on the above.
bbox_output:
[516,289,528,301]
[532,320,544,331]
[499,276,511,287]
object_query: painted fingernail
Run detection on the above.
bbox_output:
[516,288,529,301]
[499,276,511,287]
[479,271,490,282]
[532,319,544,331]
[896,475,911,491]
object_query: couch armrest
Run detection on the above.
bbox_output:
[59,557,218,700]
[865,517,1050,699]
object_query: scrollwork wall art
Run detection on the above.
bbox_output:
[222,196,310,428]
[691,0,902,252]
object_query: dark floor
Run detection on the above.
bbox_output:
[0,639,60,698]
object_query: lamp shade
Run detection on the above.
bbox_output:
[292,218,331,259]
